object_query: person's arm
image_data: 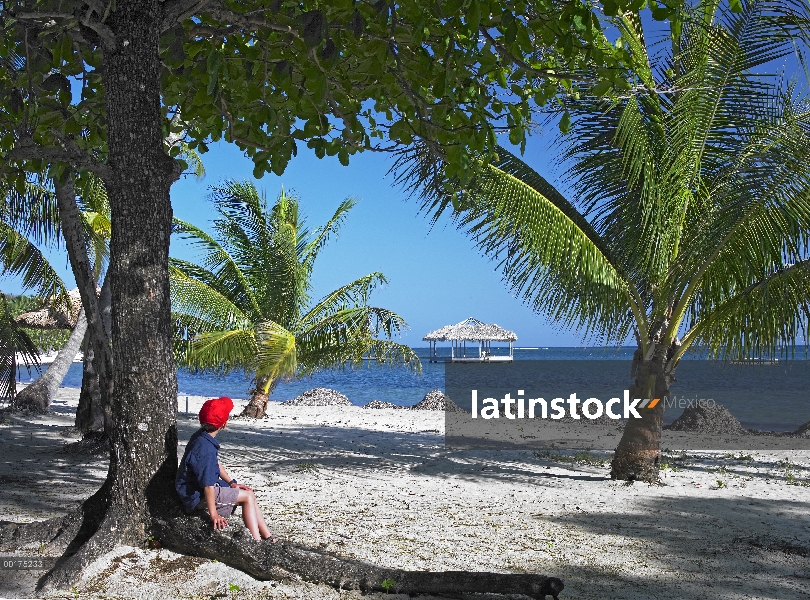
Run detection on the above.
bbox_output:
[219,461,251,490]
[204,485,228,530]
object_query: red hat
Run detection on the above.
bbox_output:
[199,397,233,429]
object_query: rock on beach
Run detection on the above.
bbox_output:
[666,402,747,435]
[795,420,810,437]
[363,400,405,409]
[412,389,466,413]
[282,388,351,407]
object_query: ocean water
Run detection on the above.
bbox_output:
[28,347,638,406]
[16,346,810,431]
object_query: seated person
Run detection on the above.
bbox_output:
[176,396,272,540]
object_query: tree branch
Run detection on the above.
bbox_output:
[11,6,117,48]
[479,28,593,83]
[160,0,212,31]
[201,1,303,40]
[8,139,113,181]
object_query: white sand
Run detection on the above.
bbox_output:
[0,386,809,599]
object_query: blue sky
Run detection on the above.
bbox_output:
[168,138,586,348]
[2,134,585,347]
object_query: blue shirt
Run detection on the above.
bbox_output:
[175,429,231,512]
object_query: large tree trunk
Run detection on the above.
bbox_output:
[17,3,179,592]
[242,375,273,418]
[610,344,672,483]
[10,309,87,413]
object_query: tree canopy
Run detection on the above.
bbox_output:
[0,0,657,188]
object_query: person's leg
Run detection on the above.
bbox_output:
[236,489,271,540]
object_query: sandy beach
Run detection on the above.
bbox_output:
[0,385,809,599]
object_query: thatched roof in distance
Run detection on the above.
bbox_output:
[14,288,82,330]
[423,317,518,342]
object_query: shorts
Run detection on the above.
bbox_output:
[196,484,239,518]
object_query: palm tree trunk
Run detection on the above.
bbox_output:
[76,276,112,434]
[242,374,273,418]
[11,309,87,413]
[54,173,114,437]
[610,344,671,483]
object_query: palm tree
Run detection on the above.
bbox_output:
[0,178,70,404]
[0,174,112,413]
[170,181,420,418]
[395,0,810,482]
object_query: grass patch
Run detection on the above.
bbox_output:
[533,450,609,467]
[294,462,320,473]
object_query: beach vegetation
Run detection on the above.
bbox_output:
[0,293,39,399]
[170,181,419,418]
[395,0,810,483]
[533,449,608,467]
[0,173,114,419]
[381,579,397,593]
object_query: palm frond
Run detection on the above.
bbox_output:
[172,218,262,319]
[301,197,357,273]
[169,264,254,332]
[0,295,40,399]
[179,329,258,374]
[677,258,810,362]
[298,272,388,331]
[362,339,422,371]
[458,160,640,344]
[0,223,69,302]
[254,319,296,384]
[1,179,61,247]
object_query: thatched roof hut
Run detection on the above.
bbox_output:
[423,317,517,342]
[423,317,517,362]
[14,288,82,330]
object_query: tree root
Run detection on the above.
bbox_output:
[59,431,110,456]
[4,499,564,599]
[152,513,564,600]
[36,517,122,594]
[0,483,127,594]
[0,512,81,552]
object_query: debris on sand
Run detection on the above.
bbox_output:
[282,388,351,407]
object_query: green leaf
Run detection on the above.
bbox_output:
[559,110,571,134]
[591,80,612,97]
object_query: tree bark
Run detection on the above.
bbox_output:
[242,375,272,418]
[152,513,564,600]
[10,309,87,414]
[53,173,114,436]
[76,276,112,435]
[610,344,671,483]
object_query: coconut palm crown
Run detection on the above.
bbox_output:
[394,0,810,482]
[170,180,420,418]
